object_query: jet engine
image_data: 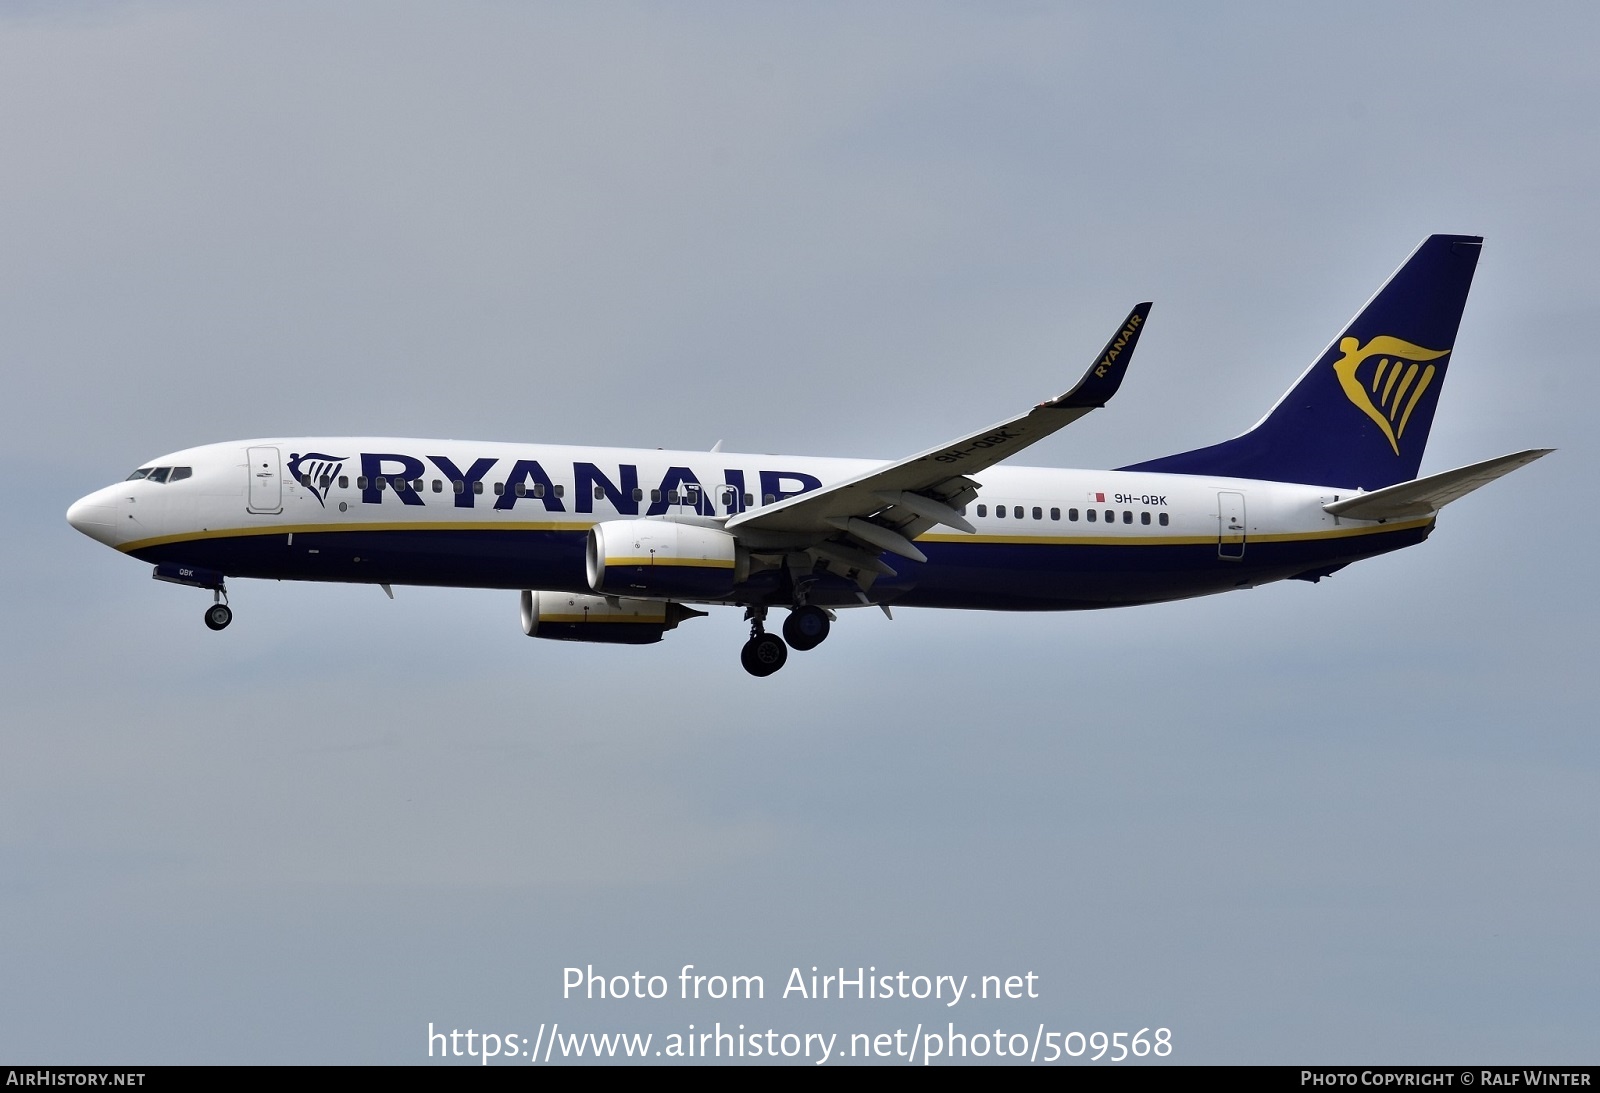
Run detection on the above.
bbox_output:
[586,519,743,599]
[520,590,705,645]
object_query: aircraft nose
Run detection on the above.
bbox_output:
[67,489,120,547]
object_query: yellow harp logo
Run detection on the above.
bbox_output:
[1332,336,1451,455]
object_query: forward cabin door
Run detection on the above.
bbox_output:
[1217,490,1246,560]
[247,446,283,514]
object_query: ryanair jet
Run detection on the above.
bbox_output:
[67,235,1548,676]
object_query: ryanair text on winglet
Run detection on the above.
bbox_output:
[1095,312,1143,379]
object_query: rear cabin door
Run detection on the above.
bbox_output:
[247,446,283,514]
[1217,490,1246,560]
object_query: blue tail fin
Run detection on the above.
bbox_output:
[1120,235,1482,490]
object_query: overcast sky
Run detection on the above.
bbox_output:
[3,1,1595,1065]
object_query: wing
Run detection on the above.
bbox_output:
[726,304,1152,569]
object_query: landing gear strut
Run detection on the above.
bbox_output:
[740,606,788,677]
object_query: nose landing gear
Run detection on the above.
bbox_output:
[204,602,233,631]
[203,585,233,631]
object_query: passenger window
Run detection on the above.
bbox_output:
[412,479,422,492]
[1141,511,1151,525]
[686,487,699,503]
[494,482,505,495]
[298,474,311,487]
[1159,513,1169,526]
[763,494,776,505]
[319,475,331,490]
[635,488,646,502]
[723,490,736,507]
[126,468,152,481]
[1123,511,1132,524]
[357,476,369,490]
[667,491,680,504]
[1032,506,1042,520]
[170,467,192,482]
[1086,509,1096,522]
[594,486,605,500]
[1104,509,1113,522]
[453,480,465,494]
[473,481,484,495]
[742,493,752,506]
[515,482,527,497]
[996,505,1005,519]
[1051,508,1060,521]
[533,483,545,498]
[555,485,565,498]
[976,504,987,517]
[431,480,441,493]
[339,476,349,489]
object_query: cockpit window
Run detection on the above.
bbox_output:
[169,467,192,482]
[126,468,153,481]
[146,467,172,484]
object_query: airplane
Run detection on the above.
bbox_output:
[66,234,1549,676]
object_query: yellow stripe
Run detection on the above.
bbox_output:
[119,519,587,553]
[123,516,1434,555]
[918,517,1432,547]
[606,557,736,569]
[541,613,667,624]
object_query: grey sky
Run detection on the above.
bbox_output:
[3,2,1595,1064]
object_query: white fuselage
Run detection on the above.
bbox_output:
[67,437,1428,612]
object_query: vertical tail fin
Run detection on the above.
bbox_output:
[1121,235,1482,489]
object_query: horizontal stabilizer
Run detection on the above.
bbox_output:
[1323,449,1552,521]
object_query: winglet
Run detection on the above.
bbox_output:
[1050,302,1152,409]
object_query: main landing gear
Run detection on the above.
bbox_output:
[739,605,834,676]
[781,605,830,651]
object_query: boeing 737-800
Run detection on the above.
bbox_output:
[67,235,1548,675]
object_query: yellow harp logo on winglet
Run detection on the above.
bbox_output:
[1332,336,1451,455]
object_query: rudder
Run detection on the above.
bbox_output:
[1121,235,1482,490]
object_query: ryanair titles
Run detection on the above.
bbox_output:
[318,452,822,516]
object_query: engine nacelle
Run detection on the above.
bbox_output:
[586,519,741,599]
[520,590,704,645]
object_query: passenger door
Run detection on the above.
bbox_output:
[246,446,283,514]
[1217,490,1246,560]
